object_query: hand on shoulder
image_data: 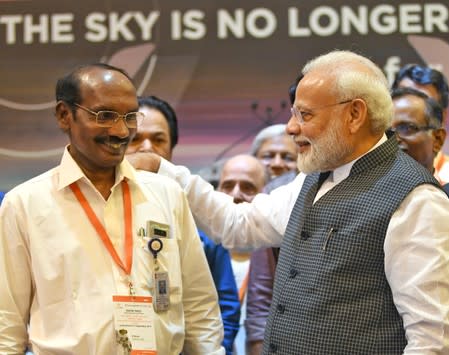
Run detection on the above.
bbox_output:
[126,152,161,173]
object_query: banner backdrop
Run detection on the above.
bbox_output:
[1,0,448,190]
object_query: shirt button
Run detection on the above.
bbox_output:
[289,269,298,278]
[269,343,278,352]
[277,304,285,314]
[300,231,310,240]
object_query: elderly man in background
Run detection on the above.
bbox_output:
[249,124,298,180]
[216,154,268,355]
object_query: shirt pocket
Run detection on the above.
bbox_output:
[134,237,182,299]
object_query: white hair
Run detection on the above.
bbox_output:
[249,124,287,156]
[302,50,393,134]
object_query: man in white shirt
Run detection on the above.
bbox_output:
[0,63,224,354]
[146,51,449,354]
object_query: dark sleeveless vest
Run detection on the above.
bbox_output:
[262,137,439,354]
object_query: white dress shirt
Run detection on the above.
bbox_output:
[158,136,449,354]
[0,148,225,355]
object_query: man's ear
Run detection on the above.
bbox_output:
[347,98,368,134]
[55,101,72,133]
[432,128,446,155]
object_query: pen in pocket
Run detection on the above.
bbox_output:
[322,227,335,251]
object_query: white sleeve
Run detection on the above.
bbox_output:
[158,159,305,250]
[0,195,31,353]
[385,184,449,354]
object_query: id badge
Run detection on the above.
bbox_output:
[112,295,157,354]
[154,271,170,312]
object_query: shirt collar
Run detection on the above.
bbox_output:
[329,134,387,185]
[57,146,138,191]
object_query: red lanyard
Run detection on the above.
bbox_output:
[70,180,133,275]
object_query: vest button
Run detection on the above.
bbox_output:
[269,343,278,352]
[277,304,285,314]
[300,231,310,240]
[289,269,298,278]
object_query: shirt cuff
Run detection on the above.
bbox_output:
[245,318,267,342]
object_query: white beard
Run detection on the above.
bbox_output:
[296,118,352,174]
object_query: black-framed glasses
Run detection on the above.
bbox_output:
[73,103,144,128]
[290,99,353,124]
[390,122,436,137]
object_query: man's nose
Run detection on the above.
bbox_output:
[229,184,245,203]
[139,139,153,152]
[109,117,130,138]
[271,154,285,167]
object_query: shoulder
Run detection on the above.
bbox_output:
[7,167,58,199]
[264,170,297,193]
[136,170,184,194]
[394,150,439,185]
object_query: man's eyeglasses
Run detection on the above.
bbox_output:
[390,122,436,137]
[290,99,353,124]
[73,103,144,128]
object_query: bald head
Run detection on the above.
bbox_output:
[55,63,134,105]
[218,154,267,203]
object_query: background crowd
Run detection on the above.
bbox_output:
[1,52,449,355]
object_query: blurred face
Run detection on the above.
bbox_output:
[218,156,266,203]
[127,106,173,161]
[397,77,448,124]
[392,95,439,172]
[58,68,138,175]
[255,135,298,178]
[286,71,353,174]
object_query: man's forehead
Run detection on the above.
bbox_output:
[78,68,133,92]
[222,166,261,179]
[296,71,335,104]
[221,161,265,184]
[398,78,440,101]
[393,96,426,122]
[259,135,295,151]
[78,69,137,105]
[394,95,425,110]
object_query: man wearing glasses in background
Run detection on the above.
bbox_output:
[392,64,449,184]
[390,87,446,175]
[0,63,225,354]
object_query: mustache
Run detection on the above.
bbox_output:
[293,135,313,146]
[94,136,130,145]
